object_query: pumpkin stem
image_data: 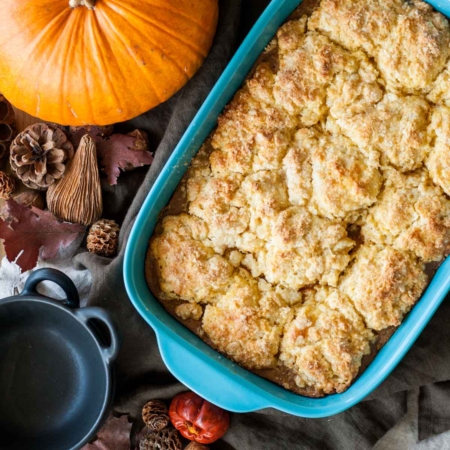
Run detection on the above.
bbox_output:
[69,0,96,9]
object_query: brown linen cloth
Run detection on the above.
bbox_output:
[71,0,450,447]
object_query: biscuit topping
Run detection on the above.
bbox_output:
[150,0,450,395]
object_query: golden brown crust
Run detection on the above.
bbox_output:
[147,0,450,397]
[427,105,450,196]
[339,244,428,330]
[309,0,450,93]
[362,168,450,262]
[280,287,375,393]
[327,93,431,172]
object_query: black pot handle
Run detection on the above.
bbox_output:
[75,308,121,364]
[21,268,80,309]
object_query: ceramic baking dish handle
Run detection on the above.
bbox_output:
[21,268,80,309]
[156,330,273,413]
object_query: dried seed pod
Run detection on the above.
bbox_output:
[124,130,150,171]
[0,94,15,125]
[87,219,119,257]
[47,134,102,225]
[142,400,170,432]
[0,171,15,199]
[139,428,182,450]
[185,443,209,450]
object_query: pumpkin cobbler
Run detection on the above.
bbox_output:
[147,0,450,396]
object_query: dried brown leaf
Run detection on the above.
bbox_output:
[71,129,153,185]
[81,415,132,450]
[0,199,85,272]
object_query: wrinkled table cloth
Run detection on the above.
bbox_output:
[2,1,450,448]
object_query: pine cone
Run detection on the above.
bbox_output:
[0,171,15,199]
[139,429,182,450]
[87,219,120,257]
[185,443,209,450]
[142,400,170,431]
[10,123,74,191]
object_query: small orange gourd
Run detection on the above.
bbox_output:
[0,0,218,126]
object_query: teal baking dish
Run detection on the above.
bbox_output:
[124,0,450,417]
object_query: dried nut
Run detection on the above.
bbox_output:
[13,189,45,209]
[185,443,210,450]
[142,400,170,432]
[70,125,114,137]
[10,123,73,191]
[87,219,119,257]
[124,129,149,171]
[0,171,15,199]
[139,428,182,450]
[47,134,102,225]
[0,94,15,125]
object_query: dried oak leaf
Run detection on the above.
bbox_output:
[81,415,132,450]
[0,199,85,272]
[71,129,153,186]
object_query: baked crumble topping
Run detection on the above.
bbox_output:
[150,0,450,395]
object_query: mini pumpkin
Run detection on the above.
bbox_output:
[0,0,218,126]
[169,392,230,444]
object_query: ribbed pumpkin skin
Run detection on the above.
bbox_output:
[0,0,219,125]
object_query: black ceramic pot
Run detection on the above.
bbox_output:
[0,268,121,450]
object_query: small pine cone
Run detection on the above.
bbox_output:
[87,219,120,257]
[10,123,74,191]
[185,443,210,450]
[139,429,182,450]
[142,400,170,431]
[0,171,15,199]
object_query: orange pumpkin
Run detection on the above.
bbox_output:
[0,0,218,126]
